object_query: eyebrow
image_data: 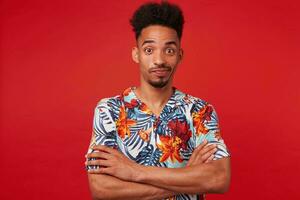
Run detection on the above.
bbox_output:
[165,41,177,47]
[141,39,155,46]
[141,40,178,47]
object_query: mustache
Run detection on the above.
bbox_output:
[149,65,172,72]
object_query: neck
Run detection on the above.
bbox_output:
[135,81,174,109]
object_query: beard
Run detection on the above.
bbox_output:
[146,64,174,88]
[148,78,169,88]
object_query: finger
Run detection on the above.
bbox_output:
[189,143,204,165]
[195,139,208,151]
[199,144,217,156]
[87,168,102,174]
[187,154,195,167]
[92,145,117,154]
[200,147,217,162]
[189,149,198,160]
[205,155,215,163]
[188,141,208,166]
[88,166,114,175]
[189,140,208,163]
[98,166,114,175]
[188,153,196,162]
[86,151,112,160]
[86,159,112,167]
[192,144,215,162]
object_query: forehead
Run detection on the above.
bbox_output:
[137,25,180,46]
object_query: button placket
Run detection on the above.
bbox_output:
[152,115,160,132]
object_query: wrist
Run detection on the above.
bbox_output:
[132,164,147,183]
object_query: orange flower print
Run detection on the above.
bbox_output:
[194,120,208,136]
[192,105,213,136]
[138,128,152,142]
[157,135,183,163]
[123,87,131,96]
[115,106,136,139]
[139,102,152,115]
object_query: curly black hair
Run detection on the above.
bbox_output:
[130,1,184,40]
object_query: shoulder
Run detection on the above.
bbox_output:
[175,88,210,108]
[95,87,134,110]
[94,94,123,116]
[96,95,121,107]
[92,95,122,124]
[175,89,219,118]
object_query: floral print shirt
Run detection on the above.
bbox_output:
[87,87,230,200]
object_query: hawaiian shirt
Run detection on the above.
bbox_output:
[87,86,230,200]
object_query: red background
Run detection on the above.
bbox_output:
[1,0,299,199]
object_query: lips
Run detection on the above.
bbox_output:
[151,69,170,77]
[150,67,171,77]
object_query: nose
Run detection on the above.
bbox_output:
[153,51,165,66]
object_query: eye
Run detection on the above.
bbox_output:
[166,48,176,55]
[144,47,153,55]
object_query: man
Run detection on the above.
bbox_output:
[85,1,230,200]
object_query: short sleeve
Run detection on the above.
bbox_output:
[86,99,117,170]
[193,103,230,160]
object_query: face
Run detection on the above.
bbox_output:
[132,25,183,88]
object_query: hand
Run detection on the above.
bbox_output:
[85,145,140,182]
[186,140,217,167]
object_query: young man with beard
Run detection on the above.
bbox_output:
[85,1,230,200]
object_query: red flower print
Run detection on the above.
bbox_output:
[125,99,139,109]
[168,119,192,150]
[139,102,152,115]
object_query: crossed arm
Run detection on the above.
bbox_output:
[86,140,230,200]
[88,173,175,200]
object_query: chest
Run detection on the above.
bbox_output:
[114,107,196,168]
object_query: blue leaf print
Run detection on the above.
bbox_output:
[135,144,166,167]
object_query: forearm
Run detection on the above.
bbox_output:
[88,173,177,200]
[135,158,230,194]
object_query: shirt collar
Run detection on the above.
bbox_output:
[121,86,186,111]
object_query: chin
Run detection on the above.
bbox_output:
[149,80,169,88]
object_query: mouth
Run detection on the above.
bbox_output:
[150,68,171,77]
[152,70,170,77]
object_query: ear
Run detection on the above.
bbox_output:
[132,47,139,63]
[178,48,184,63]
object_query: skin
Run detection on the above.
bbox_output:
[87,140,218,200]
[86,25,231,200]
[131,25,183,117]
